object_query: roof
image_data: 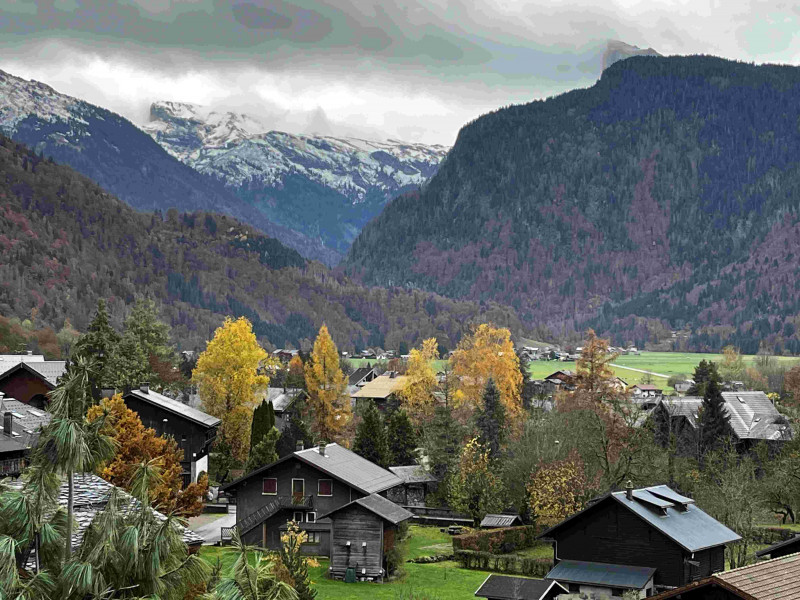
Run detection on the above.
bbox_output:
[541,484,741,553]
[0,398,51,452]
[351,374,408,399]
[650,577,756,600]
[0,360,66,387]
[481,514,523,528]
[475,574,567,600]
[264,388,305,413]
[756,535,800,558]
[349,367,376,386]
[124,387,221,428]
[634,384,662,391]
[320,493,414,525]
[717,552,800,600]
[222,442,403,495]
[5,473,203,549]
[389,465,438,484]
[545,560,656,589]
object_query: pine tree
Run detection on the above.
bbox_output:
[245,426,281,472]
[700,370,731,457]
[423,404,464,482]
[386,408,417,465]
[72,299,120,386]
[105,331,150,389]
[517,348,534,409]
[476,378,506,459]
[276,401,314,458]
[688,360,715,396]
[250,399,276,453]
[353,402,390,467]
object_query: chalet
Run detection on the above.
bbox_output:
[674,380,694,394]
[755,534,800,559]
[121,384,220,484]
[480,514,523,528]
[321,493,414,581]
[0,394,51,477]
[544,370,576,386]
[263,387,308,431]
[350,372,408,410]
[651,552,800,600]
[632,384,662,398]
[272,349,299,363]
[474,574,567,600]
[0,353,66,408]
[651,392,793,453]
[221,442,403,555]
[540,483,740,591]
[386,465,437,506]
[349,367,378,388]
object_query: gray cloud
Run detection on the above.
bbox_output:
[0,1,796,144]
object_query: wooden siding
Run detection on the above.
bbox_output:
[0,370,50,407]
[329,505,384,578]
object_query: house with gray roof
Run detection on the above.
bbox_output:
[386,465,438,506]
[0,394,52,477]
[0,353,66,408]
[221,442,403,555]
[474,574,567,600]
[263,387,308,430]
[540,483,740,592]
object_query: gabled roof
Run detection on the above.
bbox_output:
[264,387,306,413]
[320,493,414,525]
[222,442,403,495]
[481,514,523,528]
[546,560,655,589]
[349,367,376,386]
[124,387,220,428]
[475,574,567,600]
[0,398,51,450]
[755,535,800,558]
[389,465,437,484]
[351,374,408,399]
[540,485,740,553]
[0,360,66,388]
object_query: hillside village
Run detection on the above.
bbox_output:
[3,304,800,600]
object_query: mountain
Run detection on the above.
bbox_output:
[0,69,339,264]
[602,40,661,71]
[142,101,449,262]
[0,133,521,353]
[345,55,800,354]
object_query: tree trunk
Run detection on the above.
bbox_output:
[34,532,40,574]
[66,470,73,559]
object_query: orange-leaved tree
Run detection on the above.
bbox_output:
[305,324,350,443]
[451,324,523,430]
[87,394,208,516]
[192,316,272,463]
[400,337,439,426]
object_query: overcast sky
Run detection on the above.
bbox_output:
[0,1,795,144]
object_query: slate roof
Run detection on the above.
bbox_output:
[546,560,655,589]
[481,514,523,528]
[349,367,375,386]
[716,552,800,600]
[389,465,437,484]
[222,442,403,495]
[475,574,567,600]
[0,360,66,387]
[264,387,305,413]
[351,374,408,399]
[541,485,741,553]
[124,388,220,428]
[5,473,203,549]
[0,398,51,452]
[755,535,800,558]
[320,493,414,525]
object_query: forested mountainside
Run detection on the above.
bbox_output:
[0,70,338,264]
[143,101,448,262]
[0,134,521,352]
[346,56,800,354]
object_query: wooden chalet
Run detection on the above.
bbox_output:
[651,552,800,600]
[121,384,220,484]
[474,574,567,600]
[350,372,408,410]
[272,349,299,363]
[540,483,740,592]
[221,442,403,556]
[632,384,663,398]
[0,353,66,408]
[386,465,437,506]
[321,493,414,581]
[349,366,378,388]
[263,387,307,431]
[0,395,51,477]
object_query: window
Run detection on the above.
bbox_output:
[304,531,321,544]
[262,478,277,495]
[318,479,333,497]
[293,511,304,523]
[292,478,305,496]
[306,512,317,523]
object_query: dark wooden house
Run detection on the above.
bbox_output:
[755,534,800,560]
[474,574,567,600]
[386,465,437,506]
[121,384,220,484]
[540,484,740,592]
[322,493,414,581]
[221,442,403,555]
[0,354,66,408]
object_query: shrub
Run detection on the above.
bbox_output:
[452,525,544,554]
[454,550,552,577]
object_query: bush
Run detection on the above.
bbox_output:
[454,550,552,577]
[452,525,544,554]
[752,526,796,545]
[408,554,453,564]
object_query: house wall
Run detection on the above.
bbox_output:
[0,370,50,407]
[329,505,385,578]
[241,513,331,555]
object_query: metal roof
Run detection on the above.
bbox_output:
[264,388,305,413]
[475,574,567,600]
[124,388,221,428]
[480,514,523,528]
[349,367,376,386]
[0,399,51,451]
[296,443,402,494]
[546,560,655,589]
[320,493,414,525]
[718,551,800,600]
[756,535,800,558]
[389,465,438,484]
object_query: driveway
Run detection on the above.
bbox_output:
[188,506,236,545]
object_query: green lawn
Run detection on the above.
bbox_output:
[406,525,454,560]
[613,351,799,378]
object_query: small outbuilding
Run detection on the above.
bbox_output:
[480,513,523,528]
[474,574,567,600]
[546,559,656,598]
[321,493,414,582]
[755,534,800,560]
[387,465,438,506]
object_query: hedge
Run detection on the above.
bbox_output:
[454,550,553,577]
[452,525,544,554]
[752,526,796,545]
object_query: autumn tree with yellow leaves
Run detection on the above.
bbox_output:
[192,317,272,463]
[527,450,587,526]
[305,324,350,443]
[400,337,439,425]
[451,324,523,429]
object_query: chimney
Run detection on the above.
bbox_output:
[625,480,634,501]
[296,440,304,452]
[3,412,12,436]
[319,441,327,456]
[27,350,32,356]
[140,382,150,394]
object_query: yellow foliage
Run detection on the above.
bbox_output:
[304,324,350,443]
[400,337,439,425]
[451,324,522,429]
[192,317,271,463]
[527,450,586,526]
